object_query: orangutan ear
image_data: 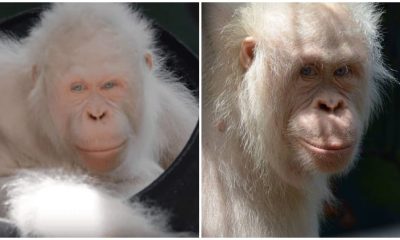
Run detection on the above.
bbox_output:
[239,36,256,70]
[145,52,153,70]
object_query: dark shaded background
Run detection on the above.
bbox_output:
[320,3,400,237]
[0,3,198,55]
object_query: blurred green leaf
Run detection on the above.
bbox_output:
[358,157,400,213]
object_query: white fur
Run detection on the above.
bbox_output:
[202,3,390,237]
[0,3,197,237]
[4,171,171,237]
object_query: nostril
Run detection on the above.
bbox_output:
[317,99,344,113]
[333,101,343,112]
[88,113,98,121]
[99,112,106,120]
[318,101,332,112]
[87,111,106,121]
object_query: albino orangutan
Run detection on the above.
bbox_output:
[202,3,392,237]
[0,3,197,237]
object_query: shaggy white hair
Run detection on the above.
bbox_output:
[202,3,392,237]
[0,3,197,237]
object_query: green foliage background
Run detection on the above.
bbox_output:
[321,3,400,236]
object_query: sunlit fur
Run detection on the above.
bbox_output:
[0,3,197,237]
[202,3,392,237]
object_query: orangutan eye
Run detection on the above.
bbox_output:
[70,83,86,92]
[334,65,351,77]
[300,65,318,77]
[102,81,116,90]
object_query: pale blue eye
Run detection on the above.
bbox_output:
[300,65,317,77]
[334,65,350,77]
[71,84,85,92]
[102,81,116,89]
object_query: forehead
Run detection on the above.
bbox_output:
[45,32,139,79]
[258,4,368,62]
